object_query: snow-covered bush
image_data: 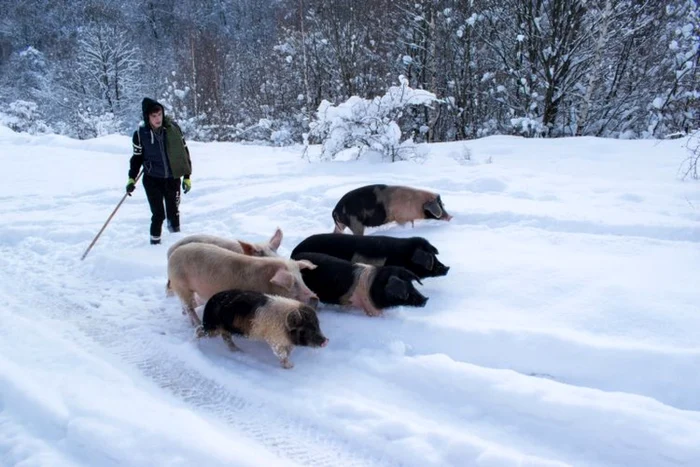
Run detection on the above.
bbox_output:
[270,127,294,146]
[0,100,52,134]
[510,116,548,138]
[308,76,439,162]
[75,108,123,138]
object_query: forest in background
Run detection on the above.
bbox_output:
[0,0,697,144]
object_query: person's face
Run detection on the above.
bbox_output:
[148,108,163,129]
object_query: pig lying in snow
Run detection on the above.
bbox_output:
[290,251,428,316]
[201,289,328,369]
[166,227,283,258]
[167,243,320,328]
[332,184,452,235]
[291,233,449,279]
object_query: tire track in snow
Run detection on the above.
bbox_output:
[2,246,397,467]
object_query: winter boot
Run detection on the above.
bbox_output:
[150,235,161,245]
[167,221,180,233]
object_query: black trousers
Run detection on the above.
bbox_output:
[142,174,181,238]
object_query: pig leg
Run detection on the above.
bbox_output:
[187,306,202,328]
[192,293,207,335]
[221,331,241,352]
[363,304,383,317]
[333,221,347,234]
[193,293,206,307]
[271,343,294,369]
[355,293,383,317]
[348,217,365,236]
[176,288,202,327]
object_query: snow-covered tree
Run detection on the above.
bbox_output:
[574,0,698,138]
[75,25,143,121]
[0,0,696,141]
[477,0,595,136]
[646,0,699,137]
[1,47,49,101]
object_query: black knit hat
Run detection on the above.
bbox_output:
[141,97,164,123]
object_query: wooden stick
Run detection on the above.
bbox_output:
[80,170,143,261]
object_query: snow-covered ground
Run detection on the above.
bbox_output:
[1,124,699,467]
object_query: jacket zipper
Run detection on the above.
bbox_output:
[157,129,170,178]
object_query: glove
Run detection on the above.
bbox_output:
[182,177,191,194]
[126,178,136,196]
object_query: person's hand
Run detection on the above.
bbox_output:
[182,177,191,194]
[126,178,136,196]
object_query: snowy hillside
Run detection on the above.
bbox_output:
[1,125,699,467]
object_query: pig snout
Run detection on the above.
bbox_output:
[297,285,319,309]
[291,275,319,308]
[409,289,429,307]
[434,261,450,277]
[306,329,328,347]
[308,295,320,310]
[435,264,450,276]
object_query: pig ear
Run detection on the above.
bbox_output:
[386,276,409,300]
[286,309,302,330]
[239,241,259,256]
[424,242,439,255]
[424,199,443,219]
[411,249,434,270]
[201,304,219,330]
[270,268,294,290]
[436,196,452,220]
[296,259,317,270]
[399,268,423,285]
[269,227,283,251]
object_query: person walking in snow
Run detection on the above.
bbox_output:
[126,97,193,245]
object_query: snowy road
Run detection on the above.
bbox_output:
[1,127,700,466]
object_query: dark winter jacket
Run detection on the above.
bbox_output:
[128,98,192,180]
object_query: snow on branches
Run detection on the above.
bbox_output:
[309,76,438,162]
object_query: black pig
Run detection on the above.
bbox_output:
[291,233,449,279]
[290,251,428,316]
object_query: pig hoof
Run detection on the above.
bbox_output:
[281,359,294,369]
